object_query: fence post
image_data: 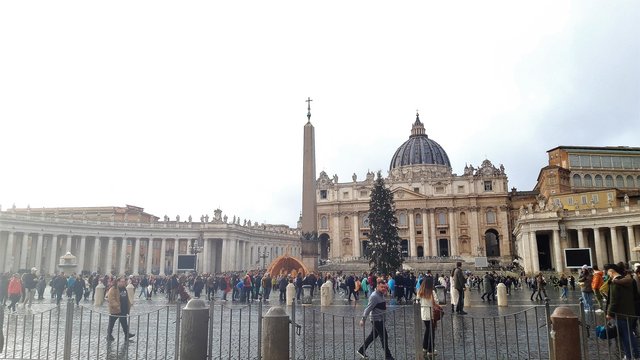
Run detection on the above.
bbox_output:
[262,307,289,360]
[175,301,181,358]
[413,302,423,360]
[180,299,209,360]
[0,303,4,353]
[290,300,296,360]
[550,306,581,360]
[63,297,75,360]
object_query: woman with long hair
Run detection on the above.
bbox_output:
[417,276,438,357]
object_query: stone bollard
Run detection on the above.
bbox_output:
[435,285,446,305]
[550,307,581,360]
[464,288,471,308]
[497,283,508,307]
[126,283,135,305]
[94,283,105,306]
[180,299,209,360]
[286,282,296,305]
[262,306,290,360]
[321,281,333,306]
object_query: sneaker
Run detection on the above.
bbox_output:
[107,335,115,342]
[458,311,468,315]
[357,349,369,359]
[127,333,136,339]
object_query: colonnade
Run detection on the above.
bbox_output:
[0,230,300,275]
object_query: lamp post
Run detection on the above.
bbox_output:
[258,249,270,270]
[189,234,204,273]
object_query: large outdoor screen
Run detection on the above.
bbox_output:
[177,254,196,271]
[564,248,592,268]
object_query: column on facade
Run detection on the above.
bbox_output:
[105,237,114,275]
[93,237,102,273]
[146,239,153,275]
[49,234,58,275]
[5,232,15,272]
[172,238,179,274]
[159,238,167,275]
[65,235,72,253]
[19,232,29,269]
[34,233,43,272]
[352,215,361,258]
[594,228,606,268]
[628,226,637,262]
[228,238,237,271]
[202,238,209,273]
[529,230,540,274]
[221,239,229,272]
[610,227,625,263]
[118,237,127,275]
[421,212,429,257]
[408,211,416,257]
[552,229,563,273]
[577,228,587,249]
[429,210,437,257]
[211,240,217,273]
[132,237,140,274]
[77,236,86,273]
[332,215,342,258]
[448,211,458,256]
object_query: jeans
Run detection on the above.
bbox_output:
[359,320,393,358]
[581,291,593,311]
[560,287,568,299]
[422,320,434,352]
[108,314,130,337]
[617,317,640,359]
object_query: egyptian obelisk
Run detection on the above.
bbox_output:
[300,97,319,271]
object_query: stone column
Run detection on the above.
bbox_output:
[332,216,342,258]
[553,229,563,273]
[352,215,361,257]
[19,232,30,269]
[577,228,587,249]
[119,237,128,275]
[146,239,153,275]
[610,227,624,263]
[5,232,15,272]
[628,226,637,262]
[529,230,540,273]
[93,237,102,273]
[105,237,114,275]
[77,236,86,273]
[408,211,416,257]
[202,238,209,273]
[422,212,429,257]
[211,240,218,273]
[132,237,140,274]
[159,238,167,275]
[173,238,180,274]
[228,239,237,271]
[429,210,437,256]
[594,228,606,268]
[34,233,43,271]
[66,235,72,253]
[49,234,58,275]
[449,211,458,256]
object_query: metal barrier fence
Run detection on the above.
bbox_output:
[207,300,263,360]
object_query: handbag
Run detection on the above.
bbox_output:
[432,300,443,322]
[595,323,617,340]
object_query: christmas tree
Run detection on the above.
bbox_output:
[365,171,403,275]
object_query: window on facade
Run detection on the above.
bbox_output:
[437,212,447,225]
[415,213,422,225]
[343,217,350,229]
[584,174,593,187]
[627,176,635,188]
[634,158,640,169]
[616,175,625,188]
[569,155,580,167]
[566,197,574,205]
[413,187,420,193]
[320,190,327,199]
[360,190,368,197]
[594,175,603,187]
[601,156,612,168]
[459,212,467,225]
[580,155,591,167]
[398,213,407,226]
[361,214,370,228]
[484,181,493,191]
[486,210,496,224]
[435,186,445,194]
[343,192,350,199]
[607,192,614,202]
[573,174,582,187]
[622,157,632,169]
[592,194,599,204]
[612,156,622,168]
[457,185,465,193]
[591,156,602,168]
[581,196,588,205]
[320,216,328,230]
[605,175,614,187]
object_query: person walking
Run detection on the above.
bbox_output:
[418,276,439,358]
[21,268,38,309]
[52,273,67,306]
[559,274,568,301]
[452,262,467,315]
[357,279,394,360]
[604,263,640,359]
[106,277,135,342]
[7,274,22,312]
[578,266,594,311]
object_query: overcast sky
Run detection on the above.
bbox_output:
[1,2,638,227]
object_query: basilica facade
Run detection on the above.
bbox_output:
[315,114,511,264]
[0,205,301,275]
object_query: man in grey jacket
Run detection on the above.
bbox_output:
[357,278,394,360]
[453,262,467,315]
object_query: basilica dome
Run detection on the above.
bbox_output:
[389,114,451,170]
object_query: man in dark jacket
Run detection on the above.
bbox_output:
[278,275,288,302]
[453,262,467,315]
[605,263,639,359]
[52,273,67,306]
[21,268,38,309]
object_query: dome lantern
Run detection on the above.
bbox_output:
[389,113,451,170]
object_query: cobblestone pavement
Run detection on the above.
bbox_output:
[0,285,616,359]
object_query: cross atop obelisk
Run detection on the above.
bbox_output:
[306,97,313,122]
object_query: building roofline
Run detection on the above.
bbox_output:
[547,145,640,154]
